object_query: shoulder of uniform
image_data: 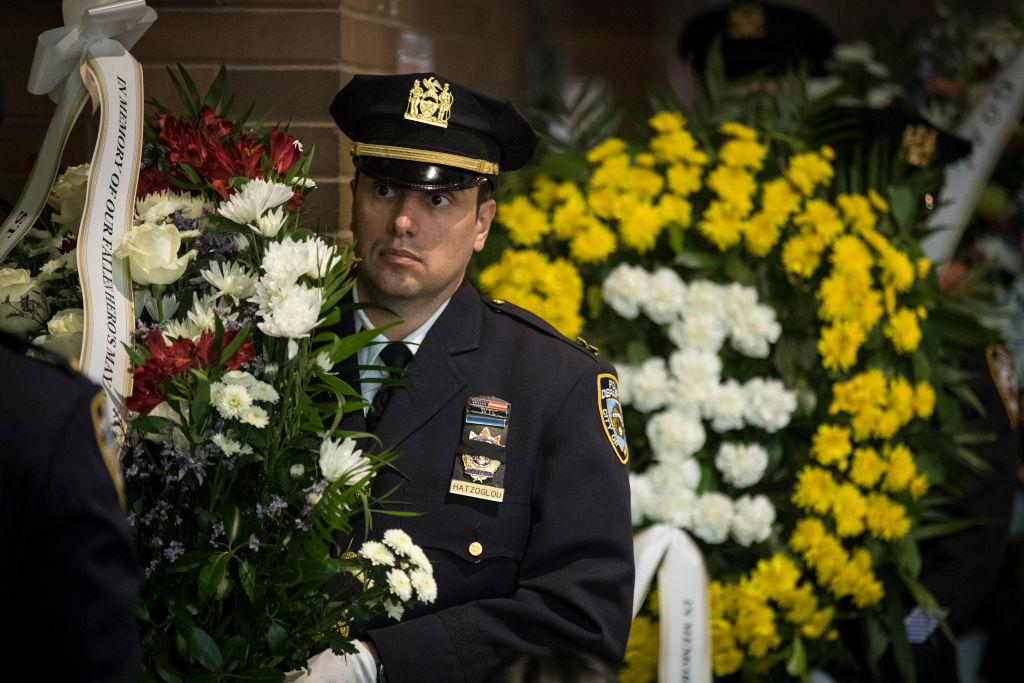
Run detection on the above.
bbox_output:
[482,296,602,360]
[0,332,95,392]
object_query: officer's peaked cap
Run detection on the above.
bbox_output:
[330,73,540,191]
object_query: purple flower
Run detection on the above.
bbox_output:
[249,535,260,552]
[164,541,185,563]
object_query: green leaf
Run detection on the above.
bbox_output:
[204,64,228,111]
[187,626,224,672]
[198,552,231,602]
[785,635,807,678]
[220,635,247,672]
[267,623,288,653]
[238,558,258,602]
[220,322,252,365]
[892,534,922,577]
[886,589,916,683]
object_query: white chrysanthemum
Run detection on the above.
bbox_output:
[646,408,706,461]
[314,351,332,373]
[667,349,721,410]
[744,377,797,432]
[186,294,237,336]
[305,237,339,279]
[319,437,371,484]
[202,260,258,304]
[384,599,405,621]
[668,312,727,352]
[682,280,724,318]
[223,370,255,386]
[213,383,253,419]
[706,379,747,433]
[601,264,648,319]
[359,540,395,567]
[135,189,192,224]
[405,545,432,571]
[691,492,734,544]
[292,176,316,188]
[640,267,687,324]
[410,568,437,603]
[729,303,781,358]
[387,568,413,601]
[241,406,269,428]
[383,528,415,556]
[261,238,317,289]
[249,380,280,404]
[621,357,671,412]
[715,442,769,488]
[731,494,775,547]
[212,432,241,456]
[248,206,287,238]
[251,280,324,339]
[161,318,201,343]
[217,178,294,225]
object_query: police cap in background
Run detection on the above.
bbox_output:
[678,1,836,80]
[827,106,972,169]
[330,73,540,192]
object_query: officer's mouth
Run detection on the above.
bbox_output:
[379,247,422,265]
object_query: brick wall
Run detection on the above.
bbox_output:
[0,1,532,239]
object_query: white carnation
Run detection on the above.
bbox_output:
[621,357,671,412]
[640,267,687,324]
[729,303,781,358]
[744,377,797,432]
[706,379,747,433]
[668,311,727,352]
[602,264,648,319]
[715,442,769,488]
[720,282,759,322]
[731,494,775,546]
[646,408,706,461]
[682,280,724,318]
[629,473,656,526]
[691,492,734,544]
[655,486,697,529]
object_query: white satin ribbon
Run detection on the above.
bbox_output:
[0,0,156,262]
[633,524,712,683]
[922,47,1024,265]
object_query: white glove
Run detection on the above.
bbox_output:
[285,640,379,683]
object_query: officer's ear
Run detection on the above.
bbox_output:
[473,196,496,252]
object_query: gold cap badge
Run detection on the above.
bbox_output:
[900,125,937,168]
[405,76,453,129]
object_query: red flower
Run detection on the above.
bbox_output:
[137,165,176,198]
[198,105,232,139]
[269,129,301,175]
[285,188,305,211]
[227,134,265,181]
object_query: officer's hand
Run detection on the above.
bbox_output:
[285,640,378,682]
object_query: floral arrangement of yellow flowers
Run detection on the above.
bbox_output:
[476,107,1003,681]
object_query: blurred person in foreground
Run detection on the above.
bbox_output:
[291,73,634,682]
[0,330,141,681]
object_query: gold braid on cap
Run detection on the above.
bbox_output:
[351,142,499,175]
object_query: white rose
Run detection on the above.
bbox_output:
[0,268,46,333]
[114,222,197,285]
[731,494,775,547]
[47,163,91,231]
[715,442,769,489]
[34,308,84,359]
[691,492,734,544]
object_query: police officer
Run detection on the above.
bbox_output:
[298,73,635,682]
[0,332,141,681]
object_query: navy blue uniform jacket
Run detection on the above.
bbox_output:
[338,283,634,682]
[0,333,141,681]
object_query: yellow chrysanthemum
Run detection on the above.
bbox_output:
[811,423,853,470]
[868,188,889,212]
[551,192,589,239]
[619,201,665,253]
[817,270,874,324]
[885,308,922,353]
[830,235,874,275]
[568,219,617,264]
[635,152,656,167]
[751,553,802,597]
[917,257,932,278]
[836,193,877,233]
[787,151,834,196]
[782,233,826,278]
[830,369,887,416]
[879,246,916,292]
[666,163,704,197]
[792,466,838,514]
[719,138,768,171]
[586,137,628,164]
[790,517,827,554]
[864,493,911,540]
[744,211,783,257]
[831,483,867,537]
[849,447,884,489]
[698,200,746,251]
[478,250,584,338]
[883,443,917,493]
[777,582,818,624]
[795,199,845,245]
[802,606,835,638]
[914,381,936,418]
[761,177,803,223]
[818,321,866,372]
[657,193,693,228]
[498,195,550,246]
[650,129,707,165]
[910,472,930,499]
[621,615,659,683]
[530,175,560,210]
[719,121,758,140]
[888,376,917,427]
[650,111,686,133]
[707,165,757,215]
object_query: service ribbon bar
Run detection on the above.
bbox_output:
[77,47,143,441]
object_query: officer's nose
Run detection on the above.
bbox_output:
[391,194,418,236]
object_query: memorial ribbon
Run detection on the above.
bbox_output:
[633,524,711,683]
[0,0,156,262]
[77,45,143,444]
[922,46,1024,265]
